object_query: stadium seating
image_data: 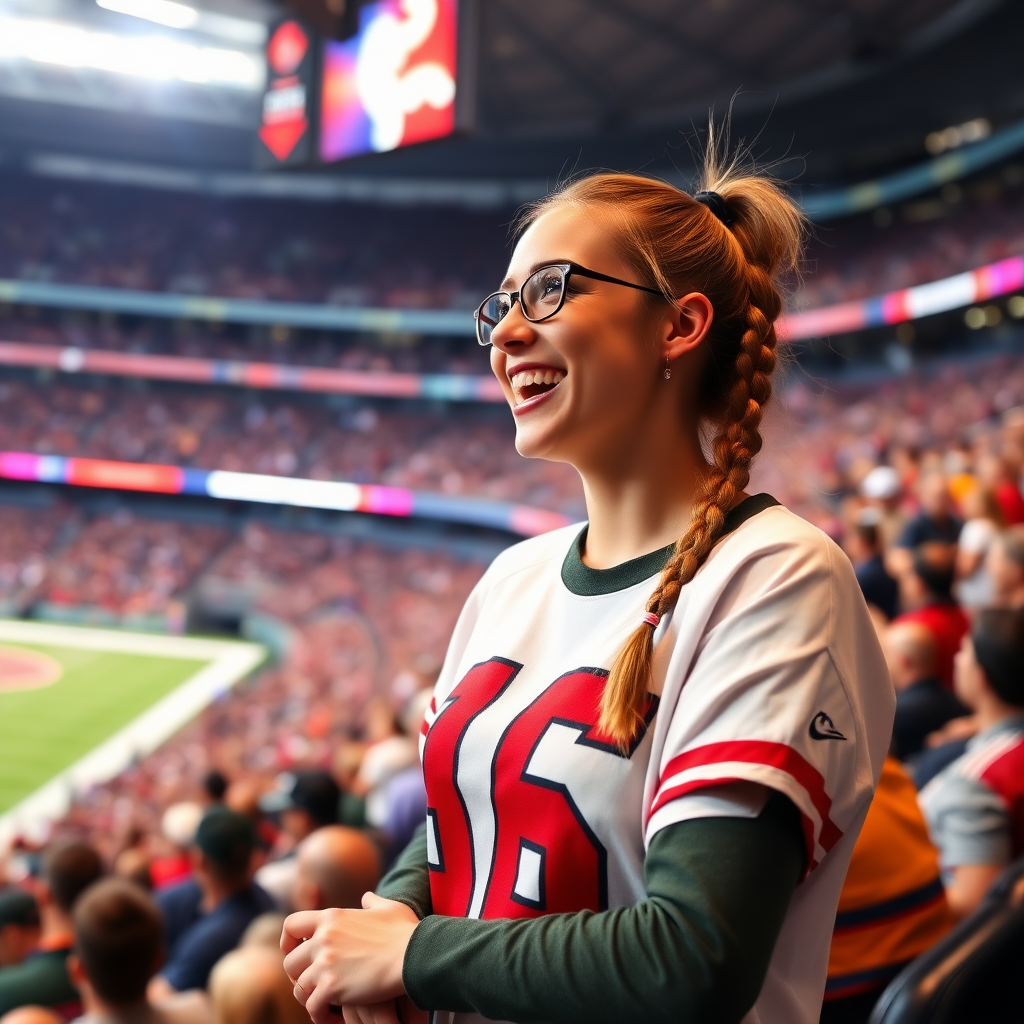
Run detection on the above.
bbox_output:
[869,856,1024,1024]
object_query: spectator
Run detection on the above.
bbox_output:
[291,827,381,912]
[884,621,968,760]
[848,510,899,621]
[986,525,1024,608]
[0,894,40,969]
[209,947,305,1024]
[0,1009,63,1024]
[919,608,1024,920]
[975,452,1024,526]
[955,485,1003,611]
[150,805,203,893]
[901,472,963,547]
[859,465,905,553]
[200,774,228,806]
[255,773,340,910]
[821,758,953,1024]
[152,810,272,995]
[68,879,209,1024]
[892,544,970,689]
[0,844,103,1019]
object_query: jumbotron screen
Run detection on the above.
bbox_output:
[319,0,459,163]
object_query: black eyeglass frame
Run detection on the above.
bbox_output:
[472,261,665,347]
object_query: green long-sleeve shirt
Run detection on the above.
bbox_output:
[377,791,806,1024]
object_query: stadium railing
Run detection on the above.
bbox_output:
[869,856,1024,1024]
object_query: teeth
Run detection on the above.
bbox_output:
[510,368,566,388]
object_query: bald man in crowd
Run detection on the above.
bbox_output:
[291,827,382,913]
[886,620,968,759]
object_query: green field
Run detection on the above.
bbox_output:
[0,643,209,813]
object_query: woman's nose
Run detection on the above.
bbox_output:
[490,301,536,352]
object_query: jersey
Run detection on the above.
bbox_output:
[919,714,1024,872]
[419,499,893,1024]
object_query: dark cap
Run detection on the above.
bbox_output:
[0,888,39,929]
[258,771,340,826]
[194,809,256,873]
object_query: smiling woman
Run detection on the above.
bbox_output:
[281,133,895,1024]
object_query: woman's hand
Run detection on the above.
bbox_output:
[340,996,428,1024]
[282,893,420,1024]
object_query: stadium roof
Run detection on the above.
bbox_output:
[0,0,1018,186]
[472,0,976,137]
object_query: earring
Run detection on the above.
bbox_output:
[663,360,672,380]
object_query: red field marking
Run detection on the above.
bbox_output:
[0,645,63,692]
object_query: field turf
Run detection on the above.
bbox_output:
[0,642,208,814]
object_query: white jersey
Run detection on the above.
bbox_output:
[419,499,893,1024]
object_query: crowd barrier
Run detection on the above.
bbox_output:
[0,451,573,537]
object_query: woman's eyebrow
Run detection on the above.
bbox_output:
[501,259,573,290]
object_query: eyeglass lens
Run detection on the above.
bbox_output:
[476,266,567,346]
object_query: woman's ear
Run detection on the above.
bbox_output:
[662,292,714,364]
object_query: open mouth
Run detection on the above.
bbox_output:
[509,367,566,405]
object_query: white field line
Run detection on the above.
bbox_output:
[0,620,266,849]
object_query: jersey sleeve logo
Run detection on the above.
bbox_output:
[809,711,847,741]
[422,657,657,919]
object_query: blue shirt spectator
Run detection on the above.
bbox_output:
[155,809,272,991]
[157,878,273,991]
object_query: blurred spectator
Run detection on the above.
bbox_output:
[0,844,103,1019]
[0,893,40,969]
[0,1009,64,1024]
[848,510,899,621]
[291,828,381,912]
[69,879,209,1024]
[955,486,1003,610]
[892,544,969,689]
[237,915,285,951]
[859,466,905,552]
[895,473,962,552]
[821,758,953,1024]
[975,452,1024,526]
[919,608,1024,920]
[209,947,304,1024]
[986,526,1024,608]
[150,805,203,893]
[255,773,340,910]
[152,811,272,995]
[884,621,968,760]
[200,774,227,807]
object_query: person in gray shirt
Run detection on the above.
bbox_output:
[919,607,1024,920]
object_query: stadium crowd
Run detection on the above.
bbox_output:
[0,162,1022,317]
[2,349,1024,1022]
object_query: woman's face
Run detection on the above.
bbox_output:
[488,205,677,469]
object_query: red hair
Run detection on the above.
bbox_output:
[518,139,805,749]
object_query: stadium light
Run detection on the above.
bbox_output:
[0,15,264,89]
[96,0,198,31]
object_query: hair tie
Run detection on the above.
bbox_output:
[693,190,735,228]
[642,611,660,628]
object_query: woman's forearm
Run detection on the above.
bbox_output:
[403,792,805,1024]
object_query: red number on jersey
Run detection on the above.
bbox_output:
[424,658,655,919]
[421,657,521,917]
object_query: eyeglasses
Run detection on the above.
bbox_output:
[473,261,664,346]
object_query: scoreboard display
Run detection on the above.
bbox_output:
[319,0,459,162]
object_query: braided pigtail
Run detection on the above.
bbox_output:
[589,146,803,750]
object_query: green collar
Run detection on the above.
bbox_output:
[561,493,780,597]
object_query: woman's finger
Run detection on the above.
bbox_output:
[305,982,334,1024]
[282,910,322,954]
[283,940,314,984]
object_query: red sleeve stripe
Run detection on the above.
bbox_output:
[649,740,843,854]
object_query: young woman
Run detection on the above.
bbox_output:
[282,154,895,1024]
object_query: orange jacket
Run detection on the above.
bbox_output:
[825,757,953,999]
